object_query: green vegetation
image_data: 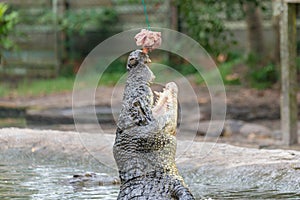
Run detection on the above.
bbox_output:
[194,57,242,85]
[176,0,231,56]
[0,56,125,98]
[38,7,118,35]
[0,118,26,128]
[193,51,279,89]
[0,72,124,98]
[297,57,300,70]
[177,0,274,88]
[0,52,282,98]
[0,1,285,99]
[248,63,278,89]
[169,62,197,76]
[246,54,278,89]
[0,76,75,98]
[0,3,19,58]
[35,7,120,77]
[176,0,266,57]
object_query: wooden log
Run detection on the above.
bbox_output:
[280,2,298,145]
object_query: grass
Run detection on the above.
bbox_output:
[0,76,75,98]
[98,72,124,86]
[0,59,242,98]
[194,58,242,85]
[248,63,278,89]
[0,53,283,98]
[0,72,124,98]
[0,118,26,128]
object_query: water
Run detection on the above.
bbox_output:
[0,157,119,200]
[1,142,300,199]
[2,158,300,200]
[1,139,300,199]
[185,167,300,200]
[189,182,300,199]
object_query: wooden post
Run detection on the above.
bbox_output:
[170,0,178,31]
[280,1,298,145]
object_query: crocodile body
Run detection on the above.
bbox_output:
[113,50,194,199]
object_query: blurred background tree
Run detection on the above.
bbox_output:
[176,0,278,88]
[0,0,296,98]
[176,0,266,58]
[0,3,19,65]
[38,5,119,76]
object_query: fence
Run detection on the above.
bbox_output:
[0,1,298,78]
[1,0,57,77]
[0,0,172,78]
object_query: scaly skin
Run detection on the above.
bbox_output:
[113,50,194,200]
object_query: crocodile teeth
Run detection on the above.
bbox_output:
[154,91,160,96]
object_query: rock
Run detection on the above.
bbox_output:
[272,130,282,139]
[223,119,244,136]
[239,123,272,138]
[1,128,300,198]
[196,120,272,139]
[0,105,26,118]
[26,106,117,125]
[197,120,244,137]
[196,120,225,137]
[1,128,299,168]
[176,141,300,197]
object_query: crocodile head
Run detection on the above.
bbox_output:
[118,49,178,132]
[126,49,178,135]
[127,50,178,134]
[126,49,151,71]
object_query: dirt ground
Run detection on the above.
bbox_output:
[1,84,300,150]
[0,84,288,112]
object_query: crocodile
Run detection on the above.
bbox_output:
[69,172,120,186]
[113,49,194,199]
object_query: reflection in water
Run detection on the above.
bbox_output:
[0,159,119,200]
[186,170,300,199]
[2,159,300,200]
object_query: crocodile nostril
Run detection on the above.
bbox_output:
[128,58,137,66]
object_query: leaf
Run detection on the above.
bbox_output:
[0,3,8,17]
[0,3,19,52]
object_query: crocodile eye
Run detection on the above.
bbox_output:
[129,58,136,65]
[127,57,138,70]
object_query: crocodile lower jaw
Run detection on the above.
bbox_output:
[152,82,178,134]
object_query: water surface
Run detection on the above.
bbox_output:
[0,155,119,200]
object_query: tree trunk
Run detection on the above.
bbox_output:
[243,1,265,63]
